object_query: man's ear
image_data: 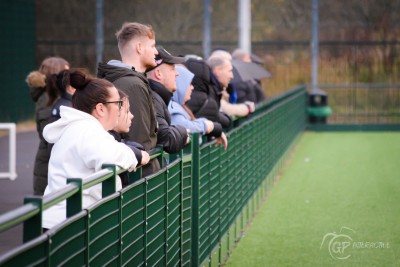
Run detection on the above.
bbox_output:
[155,68,163,80]
[136,41,143,55]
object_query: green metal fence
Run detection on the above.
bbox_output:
[0,86,307,267]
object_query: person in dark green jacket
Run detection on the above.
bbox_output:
[97,22,160,177]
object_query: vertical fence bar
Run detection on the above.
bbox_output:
[101,164,117,197]
[191,133,200,266]
[66,178,83,218]
[23,196,43,242]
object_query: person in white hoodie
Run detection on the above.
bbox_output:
[42,69,140,230]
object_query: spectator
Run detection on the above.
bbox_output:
[47,69,76,123]
[231,48,266,103]
[42,69,139,230]
[207,56,255,117]
[146,46,189,154]
[25,57,69,195]
[169,65,228,150]
[109,90,150,187]
[184,58,232,129]
[97,22,159,177]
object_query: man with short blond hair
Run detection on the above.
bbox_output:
[97,22,160,176]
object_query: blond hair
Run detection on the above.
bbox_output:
[116,22,155,52]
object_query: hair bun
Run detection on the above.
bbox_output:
[69,69,92,91]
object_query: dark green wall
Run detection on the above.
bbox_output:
[0,0,35,122]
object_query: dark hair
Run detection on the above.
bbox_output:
[46,69,70,106]
[70,69,114,114]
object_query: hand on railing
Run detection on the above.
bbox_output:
[244,101,256,115]
[215,132,228,151]
[140,151,150,165]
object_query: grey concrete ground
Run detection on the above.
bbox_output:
[0,130,38,255]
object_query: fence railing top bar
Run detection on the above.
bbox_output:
[149,146,163,160]
[82,168,114,190]
[244,88,307,127]
[312,83,400,89]
[255,85,306,112]
[0,203,38,232]
[42,183,78,210]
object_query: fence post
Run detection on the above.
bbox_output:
[102,164,117,197]
[191,133,200,267]
[66,178,83,218]
[128,167,142,185]
[23,196,43,242]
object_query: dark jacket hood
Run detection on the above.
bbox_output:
[97,61,148,85]
[26,71,47,102]
[184,58,211,82]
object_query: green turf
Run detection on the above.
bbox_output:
[225,132,400,267]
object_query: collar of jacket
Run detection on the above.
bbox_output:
[97,62,149,85]
[210,72,223,94]
[61,91,73,101]
[149,79,173,106]
[30,86,46,102]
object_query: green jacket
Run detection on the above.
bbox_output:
[97,61,160,176]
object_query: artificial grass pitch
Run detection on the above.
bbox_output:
[225,132,400,267]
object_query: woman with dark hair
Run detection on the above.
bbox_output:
[42,69,139,230]
[25,57,70,195]
[47,69,76,122]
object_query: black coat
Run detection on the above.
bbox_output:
[234,80,266,103]
[49,92,72,123]
[184,58,232,129]
[149,79,188,154]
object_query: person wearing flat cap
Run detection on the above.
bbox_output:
[146,46,190,154]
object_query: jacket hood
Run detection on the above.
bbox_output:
[173,65,194,105]
[43,106,98,144]
[26,71,47,101]
[97,60,148,84]
[184,58,211,83]
[26,71,46,88]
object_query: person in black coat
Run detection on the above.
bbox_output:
[146,46,189,154]
[184,58,232,129]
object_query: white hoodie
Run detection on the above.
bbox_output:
[42,106,137,229]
